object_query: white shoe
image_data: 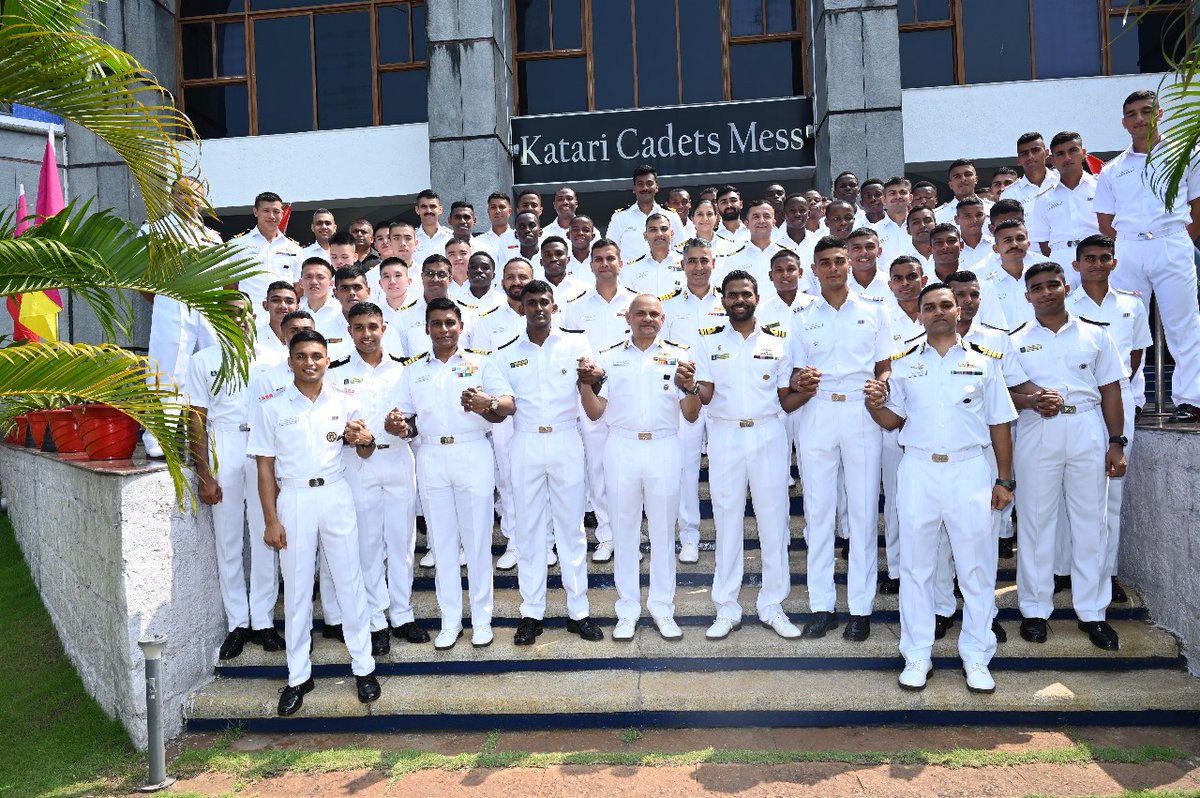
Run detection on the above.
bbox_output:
[592,541,613,562]
[419,550,435,568]
[678,543,700,564]
[143,432,165,459]
[496,545,518,571]
[434,627,463,650]
[761,611,801,639]
[899,658,933,690]
[705,617,740,640]
[547,548,558,567]
[963,662,995,694]
[458,546,467,567]
[612,618,637,641]
[471,625,493,648]
[653,615,683,640]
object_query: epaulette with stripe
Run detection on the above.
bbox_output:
[904,331,927,344]
[662,338,690,349]
[478,305,500,317]
[456,299,478,310]
[1080,316,1109,326]
[400,352,427,366]
[566,290,588,302]
[762,321,781,329]
[890,344,919,360]
[659,287,683,301]
[398,298,419,311]
[329,356,351,368]
[1008,322,1028,335]
[601,340,626,352]
[762,325,787,338]
[389,354,405,362]
[729,244,747,255]
[968,341,1002,359]
[623,285,639,293]
[979,321,1010,333]
[1116,287,1143,297]
[497,336,520,349]
[698,325,724,336]
[559,327,586,334]
[232,228,251,239]
[626,254,646,264]
[285,235,301,246]
[464,347,491,355]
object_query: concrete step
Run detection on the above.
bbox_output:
[186,665,1200,731]
[215,619,1181,680]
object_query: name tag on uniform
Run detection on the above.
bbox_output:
[1020,344,1042,353]
[327,337,343,343]
[752,351,777,360]
[279,416,298,427]
[509,359,529,368]
[951,369,983,376]
[344,377,363,385]
[653,355,678,366]
[711,353,730,360]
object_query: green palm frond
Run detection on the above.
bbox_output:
[0,0,207,253]
[0,341,196,506]
[1153,67,1200,210]
[0,202,264,387]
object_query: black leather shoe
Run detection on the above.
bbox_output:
[567,617,604,641]
[843,615,871,642]
[1169,402,1200,423]
[356,673,382,703]
[371,628,391,656]
[1111,576,1129,604]
[801,611,839,639]
[219,627,250,660]
[277,677,314,716]
[953,579,962,599]
[249,627,286,652]
[583,511,598,528]
[321,623,344,641]
[1054,574,1072,594]
[934,614,955,640]
[878,576,900,595]
[992,619,1007,643]
[392,621,430,643]
[999,537,1014,559]
[415,515,427,533]
[514,617,544,646]
[838,537,850,561]
[1020,617,1048,643]
[1079,620,1120,650]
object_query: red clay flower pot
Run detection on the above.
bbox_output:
[45,408,84,453]
[26,410,49,448]
[4,415,28,446]
[72,404,139,461]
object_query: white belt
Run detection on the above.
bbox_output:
[278,473,345,488]
[513,422,578,434]
[903,445,984,463]
[1130,224,1188,240]
[418,430,486,445]
[1048,240,1084,250]
[209,421,250,432]
[1057,400,1099,415]
[815,389,865,402]
[708,416,777,429]
[608,427,677,441]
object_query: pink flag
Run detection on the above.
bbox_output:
[14,183,29,235]
[34,128,63,307]
[6,185,35,339]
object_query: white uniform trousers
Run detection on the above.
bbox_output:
[491,418,517,547]
[675,409,706,548]
[209,426,279,631]
[277,477,374,686]
[797,398,883,616]
[897,450,998,665]
[511,426,590,620]
[1014,408,1111,621]
[318,545,342,626]
[605,429,681,621]
[1112,231,1200,407]
[415,436,495,628]
[345,444,418,630]
[707,416,790,622]
[579,412,614,544]
[879,428,903,580]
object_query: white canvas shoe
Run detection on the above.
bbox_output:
[434,627,463,650]
[592,540,613,562]
[899,658,933,690]
[963,662,996,694]
[419,550,435,568]
[496,544,518,571]
[612,618,637,641]
[471,625,493,648]
[705,617,741,640]
[761,611,801,639]
[678,543,700,563]
[653,616,683,640]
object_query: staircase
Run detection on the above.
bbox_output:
[186,465,1200,732]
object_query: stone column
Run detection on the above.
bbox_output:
[425,0,515,226]
[810,0,905,193]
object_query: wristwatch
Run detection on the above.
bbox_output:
[684,384,701,396]
[488,396,500,413]
[995,478,1016,490]
[1109,434,1129,447]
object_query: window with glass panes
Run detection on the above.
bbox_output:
[177,0,428,139]
[512,0,806,115]
[898,1,1190,89]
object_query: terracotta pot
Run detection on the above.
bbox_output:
[26,410,49,448]
[45,408,84,453]
[72,404,139,460]
[4,415,28,446]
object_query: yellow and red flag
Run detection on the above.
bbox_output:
[7,128,65,342]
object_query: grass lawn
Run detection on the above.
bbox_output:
[0,514,142,798]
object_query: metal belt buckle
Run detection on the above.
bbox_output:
[739,419,754,428]
[831,393,847,402]
[308,477,325,487]
[538,425,553,433]
[375,443,390,450]
[1060,405,1077,414]
[439,435,455,444]
[638,431,652,441]
[931,453,949,463]
[238,423,250,432]
[1067,240,1079,248]
[1139,231,1154,240]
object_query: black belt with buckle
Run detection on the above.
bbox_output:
[308,477,325,487]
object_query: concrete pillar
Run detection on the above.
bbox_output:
[425,0,515,228]
[811,0,905,193]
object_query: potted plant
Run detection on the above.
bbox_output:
[43,395,84,453]
[71,402,141,461]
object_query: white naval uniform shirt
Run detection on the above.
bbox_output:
[312,308,353,363]
[413,224,453,266]
[755,292,817,337]
[693,324,792,421]
[1027,173,1100,249]
[1000,171,1059,215]
[1064,288,1152,375]
[791,291,894,392]
[624,251,684,297]
[187,341,283,425]
[458,285,506,314]
[256,322,287,359]
[934,196,994,225]
[472,228,520,268]
[1008,315,1127,416]
[964,319,1030,387]
[545,218,600,245]
[720,240,789,301]
[870,215,914,264]
[328,347,409,456]
[885,303,925,354]
[393,348,512,439]
[495,330,593,426]
[960,232,995,268]
[379,296,419,354]
[848,268,893,305]
[885,338,1018,450]
[561,284,637,350]
[299,241,330,264]
[231,227,302,311]
[1093,143,1200,234]
[247,382,363,482]
[567,253,596,287]
[605,202,686,263]
[715,224,751,250]
[982,262,1035,330]
[472,302,527,352]
[661,285,728,348]
[674,235,739,259]
[597,338,691,431]
[389,296,478,358]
